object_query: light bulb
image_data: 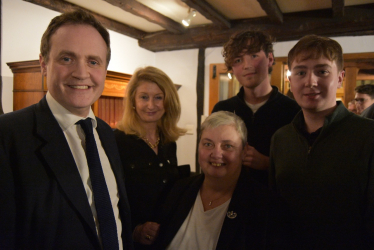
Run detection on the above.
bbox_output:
[182,10,196,27]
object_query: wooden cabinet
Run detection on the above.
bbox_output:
[7,60,131,128]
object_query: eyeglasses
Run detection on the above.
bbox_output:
[354,98,368,104]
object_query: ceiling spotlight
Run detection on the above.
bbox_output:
[182,10,196,27]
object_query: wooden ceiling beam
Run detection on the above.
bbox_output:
[182,0,231,28]
[103,0,185,34]
[345,62,374,70]
[257,0,283,23]
[332,0,345,18]
[23,0,146,39]
[139,6,374,52]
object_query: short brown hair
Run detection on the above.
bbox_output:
[288,35,343,71]
[40,9,111,66]
[117,66,186,143]
[222,30,274,72]
[355,84,374,99]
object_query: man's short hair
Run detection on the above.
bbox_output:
[222,30,274,73]
[40,9,111,66]
[355,84,374,99]
[288,35,343,71]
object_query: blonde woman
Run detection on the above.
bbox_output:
[114,66,188,248]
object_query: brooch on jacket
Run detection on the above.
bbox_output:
[227,211,237,219]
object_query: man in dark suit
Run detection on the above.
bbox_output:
[354,84,374,119]
[0,10,133,250]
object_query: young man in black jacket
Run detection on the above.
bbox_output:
[212,30,300,185]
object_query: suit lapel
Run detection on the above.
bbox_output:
[34,98,98,237]
[160,175,204,247]
[216,170,250,249]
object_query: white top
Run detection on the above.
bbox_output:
[167,191,230,250]
[46,92,123,249]
[245,99,267,113]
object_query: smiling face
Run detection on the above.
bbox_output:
[199,125,245,181]
[40,24,108,117]
[134,81,165,125]
[289,55,344,114]
[231,47,273,90]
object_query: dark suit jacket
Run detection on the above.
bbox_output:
[153,169,292,249]
[0,97,133,250]
[361,103,374,120]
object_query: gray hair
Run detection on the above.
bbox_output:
[200,111,247,148]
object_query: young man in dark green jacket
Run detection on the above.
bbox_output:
[270,35,374,249]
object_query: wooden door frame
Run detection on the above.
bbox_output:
[209,64,228,113]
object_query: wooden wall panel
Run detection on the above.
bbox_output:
[97,96,124,128]
[344,67,359,106]
[7,60,131,128]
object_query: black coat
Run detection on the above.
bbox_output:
[0,97,133,250]
[114,131,190,230]
[153,169,292,249]
[361,102,374,120]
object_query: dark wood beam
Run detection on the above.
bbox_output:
[257,0,283,23]
[345,58,374,70]
[195,48,205,174]
[332,0,345,18]
[23,0,146,39]
[182,0,231,28]
[0,0,3,115]
[139,5,374,52]
[103,0,185,33]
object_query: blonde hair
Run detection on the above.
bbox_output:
[200,111,247,149]
[117,66,186,143]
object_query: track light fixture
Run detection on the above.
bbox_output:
[182,10,196,27]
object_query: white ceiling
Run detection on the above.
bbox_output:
[65,0,374,33]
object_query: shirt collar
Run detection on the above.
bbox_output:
[46,92,97,131]
[292,101,350,138]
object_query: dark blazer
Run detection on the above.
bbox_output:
[153,169,292,249]
[0,97,133,250]
[361,103,374,120]
[114,130,190,230]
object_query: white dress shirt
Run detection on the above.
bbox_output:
[46,92,123,249]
